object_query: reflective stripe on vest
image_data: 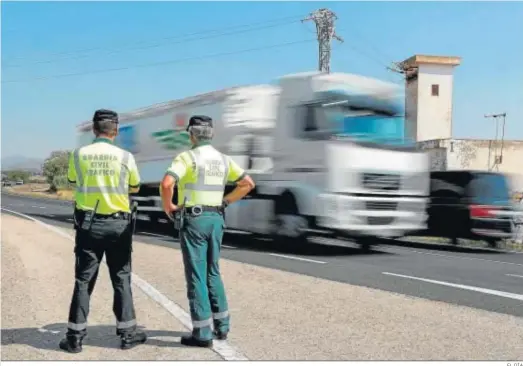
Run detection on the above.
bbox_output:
[181,148,229,203]
[73,149,130,194]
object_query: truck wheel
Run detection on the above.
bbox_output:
[356,236,374,252]
[273,192,309,250]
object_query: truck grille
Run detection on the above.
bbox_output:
[365,201,398,211]
[362,173,401,191]
[367,217,395,225]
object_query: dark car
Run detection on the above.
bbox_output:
[425,170,515,247]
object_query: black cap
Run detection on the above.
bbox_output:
[93,109,119,124]
[186,115,213,132]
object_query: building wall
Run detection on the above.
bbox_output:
[418,139,523,191]
[407,64,455,141]
[404,77,418,142]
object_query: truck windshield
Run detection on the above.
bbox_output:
[322,102,408,146]
[330,113,405,145]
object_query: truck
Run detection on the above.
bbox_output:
[76,71,430,250]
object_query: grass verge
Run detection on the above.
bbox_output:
[4,185,74,201]
[401,236,523,252]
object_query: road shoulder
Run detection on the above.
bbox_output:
[1,213,220,361]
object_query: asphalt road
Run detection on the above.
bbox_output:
[2,191,523,318]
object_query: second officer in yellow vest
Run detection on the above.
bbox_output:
[160,115,255,347]
[60,109,147,353]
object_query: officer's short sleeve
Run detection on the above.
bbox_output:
[67,150,77,184]
[128,153,141,188]
[226,155,246,183]
[166,152,188,182]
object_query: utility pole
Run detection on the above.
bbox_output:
[302,8,343,73]
[485,112,507,171]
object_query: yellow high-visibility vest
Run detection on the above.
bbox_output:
[68,137,140,214]
[165,142,246,207]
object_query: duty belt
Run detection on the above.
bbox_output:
[184,205,222,216]
[78,210,130,220]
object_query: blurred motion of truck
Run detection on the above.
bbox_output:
[75,71,430,250]
[421,170,518,247]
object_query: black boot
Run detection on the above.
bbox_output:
[59,336,83,353]
[181,335,213,348]
[213,330,228,340]
[120,331,147,350]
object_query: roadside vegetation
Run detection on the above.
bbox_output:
[3,150,74,201]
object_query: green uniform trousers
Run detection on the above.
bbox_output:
[180,211,230,341]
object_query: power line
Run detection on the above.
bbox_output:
[4,20,301,68]
[3,15,303,66]
[2,39,314,84]
[325,28,402,85]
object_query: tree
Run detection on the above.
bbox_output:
[6,170,31,182]
[42,150,71,192]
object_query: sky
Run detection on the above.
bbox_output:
[1,1,523,160]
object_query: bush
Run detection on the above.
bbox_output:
[6,170,31,182]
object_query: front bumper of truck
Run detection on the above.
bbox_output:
[316,193,428,238]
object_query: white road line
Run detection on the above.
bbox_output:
[221,245,237,249]
[0,207,248,361]
[383,272,523,301]
[268,253,326,264]
[381,244,523,268]
[506,274,523,279]
[38,206,46,209]
[66,218,73,221]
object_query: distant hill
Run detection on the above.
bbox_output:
[1,155,44,173]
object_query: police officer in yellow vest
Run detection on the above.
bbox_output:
[60,109,147,353]
[160,115,255,347]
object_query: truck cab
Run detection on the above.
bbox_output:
[225,72,430,247]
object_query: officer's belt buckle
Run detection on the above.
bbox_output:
[190,205,203,216]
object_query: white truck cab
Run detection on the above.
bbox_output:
[224,72,429,248]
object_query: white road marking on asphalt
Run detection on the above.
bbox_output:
[268,253,326,264]
[222,245,237,249]
[506,274,523,279]
[66,218,73,221]
[381,245,523,267]
[38,206,46,209]
[0,207,249,361]
[37,328,60,334]
[383,272,523,301]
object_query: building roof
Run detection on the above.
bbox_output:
[399,55,462,70]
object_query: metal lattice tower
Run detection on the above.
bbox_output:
[302,8,343,73]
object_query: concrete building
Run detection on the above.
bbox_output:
[399,54,523,192]
[399,55,461,142]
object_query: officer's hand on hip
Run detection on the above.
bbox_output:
[163,202,179,221]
